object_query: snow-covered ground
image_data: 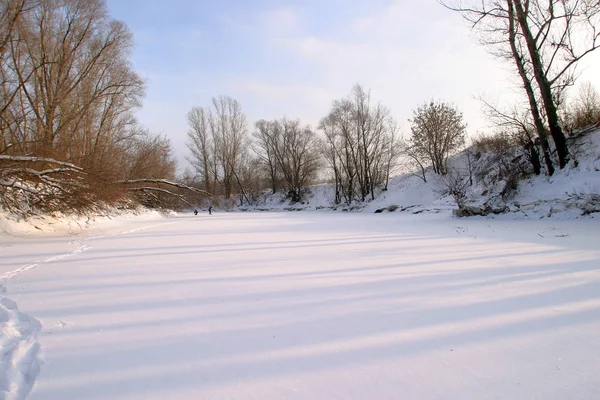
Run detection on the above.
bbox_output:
[244,128,600,219]
[0,210,175,400]
[1,211,600,399]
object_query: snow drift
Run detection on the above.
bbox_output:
[0,294,42,400]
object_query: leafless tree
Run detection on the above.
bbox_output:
[481,99,546,175]
[186,107,213,193]
[253,118,320,202]
[211,96,249,199]
[443,0,600,169]
[274,118,321,202]
[505,0,554,175]
[1,0,144,169]
[409,101,467,176]
[319,84,400,204]
[186,96,249,199]
[234,150,263,205]
[403,139,429,183]
[0,0,184,215]
[253,119,282,194]
[320,99,356,204]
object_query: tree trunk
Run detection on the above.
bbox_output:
[512,0,569,168]
[507,0,555,175]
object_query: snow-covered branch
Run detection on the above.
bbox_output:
[0,155,84,172]
[125,186,194,207]
[117,179,211,195]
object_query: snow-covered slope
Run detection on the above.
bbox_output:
[243,128,600,219]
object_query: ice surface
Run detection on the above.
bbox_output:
[2,212,599,399]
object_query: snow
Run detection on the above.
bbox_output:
[245,128,600,218]
[0,209,176,399]
[1,211,600,399]
[0,128,598,399]
[0,296,41,400]
[0,209,171,237]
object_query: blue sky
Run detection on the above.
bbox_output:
[106,0,600,168]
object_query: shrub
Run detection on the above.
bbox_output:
[472,132,514,155]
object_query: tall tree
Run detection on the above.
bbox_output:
[0,0,184,215]
[253,118,320,202]
[443,0,600,169]
[186,96,249,199]
[186,107,213,193]
[253,119,281,194]
[319,85,399,203]
[506,0,554,175]
[1,0,144,178]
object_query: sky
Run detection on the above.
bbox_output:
[105,0,600,169]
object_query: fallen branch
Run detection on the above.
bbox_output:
[125,186,194,207]
[0,155,84,172]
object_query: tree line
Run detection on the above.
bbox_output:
[186,85,471,206]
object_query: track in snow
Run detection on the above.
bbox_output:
[4,212,600,400]
[0,219,177,400]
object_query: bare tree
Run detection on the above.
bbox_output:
[319,84,400,203]
[409,101,466,175]
[253,118,320,202]
[1,0,144,173]
[0,0,183,216]
[320,99,356,204]
[210,96,248,199]
[273,118,321,203]
[505,0,554,175]
[481,99,546,175]
[443,0,600,169]
[403,139,429,183]
[186,96,249,199]
[235,150,263,205]
[253,119,281,194]
[186,107,213,193]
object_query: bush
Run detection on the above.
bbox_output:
[567,191,600,215]
[436,168,471,207]
[472,132,514,155]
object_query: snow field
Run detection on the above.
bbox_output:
[3,212,599,399]
[0,211,180,399]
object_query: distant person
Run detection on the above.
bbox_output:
[208,206,213,215]
[194,209,198,216]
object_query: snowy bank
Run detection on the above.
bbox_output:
[0,208,174,237]
[240,128,600,219]
[0,208,179,399]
